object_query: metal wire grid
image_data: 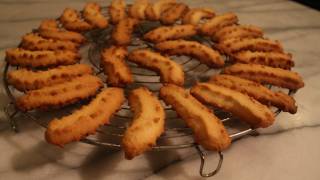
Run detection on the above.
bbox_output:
[2,6,296,177]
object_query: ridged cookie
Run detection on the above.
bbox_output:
[155,40,224,68]
[60,8,93,31]
[160,84,231,151]
[39,29,86,44]
[200,12,238,36]
[112,17,140,45]
[109,0,127,24]
[128,49,184,86]
[7,64,92,91]
[21,33,79,51]
[209,75,297,114]
[128,0,149,20]
[214,25,263,42]
[83,2,108,29]
[6,48,80,67]
[182,8,215,25]
[223,63,304,90]
[217,37,283,55]
[101,46,133,87]
[232,51,294,69]
[16,75,103,111]
[45,87,125,146]
[160,3,189,25]
[122,87,165,159]
[39,19,59,31]
[191,83,275,128]
[144,24,197,43]
[145,0,176,21]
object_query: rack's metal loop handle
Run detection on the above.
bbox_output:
[196,145,223,178]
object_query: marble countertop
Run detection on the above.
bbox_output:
[1,0,320,179]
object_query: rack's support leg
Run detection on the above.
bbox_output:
[9,111,19,133]
[4,105,19,133]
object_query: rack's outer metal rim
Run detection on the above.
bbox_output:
[2,5,296,177]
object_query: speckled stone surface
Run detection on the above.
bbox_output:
[0,0,320,179]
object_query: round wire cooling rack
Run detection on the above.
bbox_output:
[2,6,297,178]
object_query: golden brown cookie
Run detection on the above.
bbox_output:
[6,48,80,67]
[109,0,127,24]
[7,64,92,91]
[200,12,238,36]
[209,75,297,114]
[16,75,103,111]
[112,17,140,45]
[128,49,184,86]
[122,87,165,159]
[39,19,59,31]
[128,0,149,20]
[101,46,133,87]
[191,83,275,128]
[60,8,94,31]
[143,24,197,43]
[214,25,263,42]
[232,51,294,69]
[21,33,79,51]
[223,63,304,90]
[83,2,109,29]
[39,29,86,44]
[145,0,176,21]
[155,40,224,68]
[45,87,125,146]
[160,3,189,25]
[182,8,215,25]
[160,84,231,151]
[217,38,284,55]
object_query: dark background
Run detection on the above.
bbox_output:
[293,0,320,10]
